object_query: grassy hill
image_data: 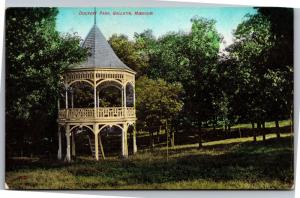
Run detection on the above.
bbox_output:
[6,133,293,189]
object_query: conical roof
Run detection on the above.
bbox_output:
[76,24,134,71]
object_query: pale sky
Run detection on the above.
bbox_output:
[56,7,256,50]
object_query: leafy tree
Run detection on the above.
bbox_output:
[186,17,222,147]
[147,31,192,84]
[138,18,222,148]
[135,76,184,147]
[257,8,293,135]
[6,8,88,157]
[226,10,293,140]
[225,13,273,141]
[109,34,149,77]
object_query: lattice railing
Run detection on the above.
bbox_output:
[58,107,135,120]
[95,71,124,80]
[97,107,124,118]
[66,71,94,81]
[126,107,135,117]
[68,108,95,119]
[66,70,133,82]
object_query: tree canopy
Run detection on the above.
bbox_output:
[6,8,88,156]
[5,7,293,156]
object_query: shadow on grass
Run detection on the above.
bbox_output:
[6,136,294,189]
[119,136,294,186]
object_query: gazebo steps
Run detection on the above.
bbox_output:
[87,135,105,159]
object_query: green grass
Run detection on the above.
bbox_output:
[6,134,294,190]
[137,119,292,137]
[232,119,292,129]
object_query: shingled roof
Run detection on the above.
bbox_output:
[76,24,134,72]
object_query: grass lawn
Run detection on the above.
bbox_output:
[231,119,292,129]
[5,133,294,190]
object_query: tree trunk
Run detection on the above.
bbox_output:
[252,122,256,142]
[170,129,175,147]
[290,111,293,134]
[257,121,261,136]
[198,122,203,149]
[19,127,25,157]
[262,121,266,142]
[157,129,160,143]
[150,131,154,149]
[275,120,280,139]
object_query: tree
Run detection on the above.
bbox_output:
[5,8,88,157]
[225,13,273,141]
[135,76,184,147]
[146,31,192,84]
[109,34,149,77]
[257,8,293,137]
[225,10,293,140]
[186,17,222,147]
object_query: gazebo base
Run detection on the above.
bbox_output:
[57,120,137,162]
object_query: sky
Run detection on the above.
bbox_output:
[56,7,256,50]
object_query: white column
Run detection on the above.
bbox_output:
[121,87,124,107]
[71,133,76,156]
[133,88,136,107]
[133,123,137,154]
[122,124,128,158]
[123,86,127,117]
[57,126,62,160]
[97,90,100,108]
[94,86,97,108]
[93,85,97,118]
[71,90,74,109]
[124,86,127,108]
[66,124,71,162]
[65,85,68,109]
[94,124,99,160]
[94,72,97,118]
[57,98,60,110]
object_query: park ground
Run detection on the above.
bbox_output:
[5,120,294,190]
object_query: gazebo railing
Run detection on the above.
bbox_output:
[58,107,135,120]
[97,107,124,118]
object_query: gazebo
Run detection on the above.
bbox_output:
[57,18,136,162]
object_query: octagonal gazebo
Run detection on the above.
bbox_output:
[57,20,136,162]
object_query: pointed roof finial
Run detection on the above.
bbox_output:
[94,7,96,25]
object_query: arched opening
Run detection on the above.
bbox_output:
[126,82,134,107]
[97,81,122,107]
[60,126,67,159]
[127,124,134,154]
[69,81,94,108]
[99,125,123,157]
[70,126,95,159]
